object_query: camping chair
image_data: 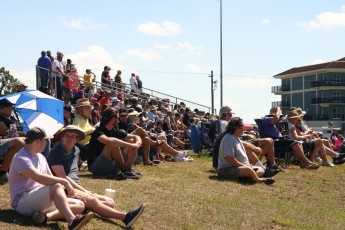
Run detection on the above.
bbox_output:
[199,122,213,156]
[190,124,213,156]
[254,118,294,168]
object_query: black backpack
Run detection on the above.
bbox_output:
[212,132,226,169]
[208,120,221,143]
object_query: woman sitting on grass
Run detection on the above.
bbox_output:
[217,117,275,185]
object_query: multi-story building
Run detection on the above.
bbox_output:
[271,57,345,129]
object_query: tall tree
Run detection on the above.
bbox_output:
[0,67,19,96]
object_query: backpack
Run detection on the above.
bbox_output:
[208,120,221,143]
[212,132,226,169]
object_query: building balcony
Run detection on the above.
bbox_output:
[271,85,290,94]
[311,81,345,88]
[311,97,345,104]
[271,101,290,108]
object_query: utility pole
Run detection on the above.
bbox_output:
[210,71,214,114]
[220,0,223,107]
[209,70,217,114]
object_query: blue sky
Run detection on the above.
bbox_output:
[1,0,345,124]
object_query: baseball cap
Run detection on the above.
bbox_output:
[26,127,53,142]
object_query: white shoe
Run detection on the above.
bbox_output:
[182,156,193,162]
[321,161,335,167]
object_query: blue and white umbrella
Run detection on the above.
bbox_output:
[0,90,64,137]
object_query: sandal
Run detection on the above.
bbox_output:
[300,163,319,170]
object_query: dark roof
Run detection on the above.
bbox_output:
[274,57,345,77]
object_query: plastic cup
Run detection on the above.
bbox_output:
[105,188,116,200]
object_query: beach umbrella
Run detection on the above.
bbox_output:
[0,90,64,137]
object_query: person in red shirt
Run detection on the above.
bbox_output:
[99,90,112,113]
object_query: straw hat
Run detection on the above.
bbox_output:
[287,110,301,119]
[76,98,91,108]
[295,107,306,118]
[58,125,85,141]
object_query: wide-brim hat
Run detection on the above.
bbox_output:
[128,108,139,116]
[150,105,157,110]
[58,125,85,141]
[286,109,302,119]
[76,98,91,108]
[295,107,306,118]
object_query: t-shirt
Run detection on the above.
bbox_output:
[47,144,80,185]
[217,133,249,170]
[261,116,282,139]
[9,148,51,208]
[118,120,135,133]
[37,56,51,69]
[88,125,127,165]
[129,76,137,90]
[83,73,94,88]
[220,120,228,133]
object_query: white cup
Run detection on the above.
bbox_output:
[105,188,116,200]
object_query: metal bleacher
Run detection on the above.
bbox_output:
[35,65,215,113]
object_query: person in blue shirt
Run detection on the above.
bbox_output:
[37,51,52,94]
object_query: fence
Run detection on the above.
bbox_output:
[36,65,216,114]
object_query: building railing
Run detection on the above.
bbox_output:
[271,85,290,93]
[311,81,345,87]
[311,97,345,104]
[271,101,290,108]
[36,65,216,114]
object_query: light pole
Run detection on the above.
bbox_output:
[219,0,223,107]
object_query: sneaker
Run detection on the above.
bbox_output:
[130,169,142,176]
[0,172,8,185]
[263,177,275,185]
[175,156,194,162]
[123,170,140,180]
[32,211,47,224]
[263,168,280,177]
[333,153,345,165]
[269,164,285,172]
[321,161,335,167]
[179,151,189,158]
[300,163,319,170]
[123,203,146,228]
[107,171,127,181]
[68,212,93,230]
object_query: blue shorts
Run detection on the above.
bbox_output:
[0,139,10,159]
[90,153,121,176]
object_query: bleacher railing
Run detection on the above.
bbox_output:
[36,65,216,114]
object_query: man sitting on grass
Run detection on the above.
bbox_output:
[47,125,145,228]
[88,107,142,180]
[217,117,275,185]
[8,127,93,229]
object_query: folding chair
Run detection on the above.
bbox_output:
[254,118,293,168]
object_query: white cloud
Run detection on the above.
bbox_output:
[67,45,123,80]
[137,21,183,36]
[177,42,203,56]
[60,16,106,30]
[154,43,171,52]
[261,19,271,25]
[186,64,208,73]
[296,6,345,30]
[124,49,162,60]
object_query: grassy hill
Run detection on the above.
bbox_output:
[1,154,345,229]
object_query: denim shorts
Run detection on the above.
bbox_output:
[0,139,10,159]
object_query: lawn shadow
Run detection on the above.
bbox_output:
[96,215,126,229]
[208,175,255,185]
[0,209,60,229]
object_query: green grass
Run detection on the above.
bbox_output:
[1,153,345,229]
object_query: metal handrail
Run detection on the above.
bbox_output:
[36,65,216,114]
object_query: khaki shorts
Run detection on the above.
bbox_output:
[15,186,54,216]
